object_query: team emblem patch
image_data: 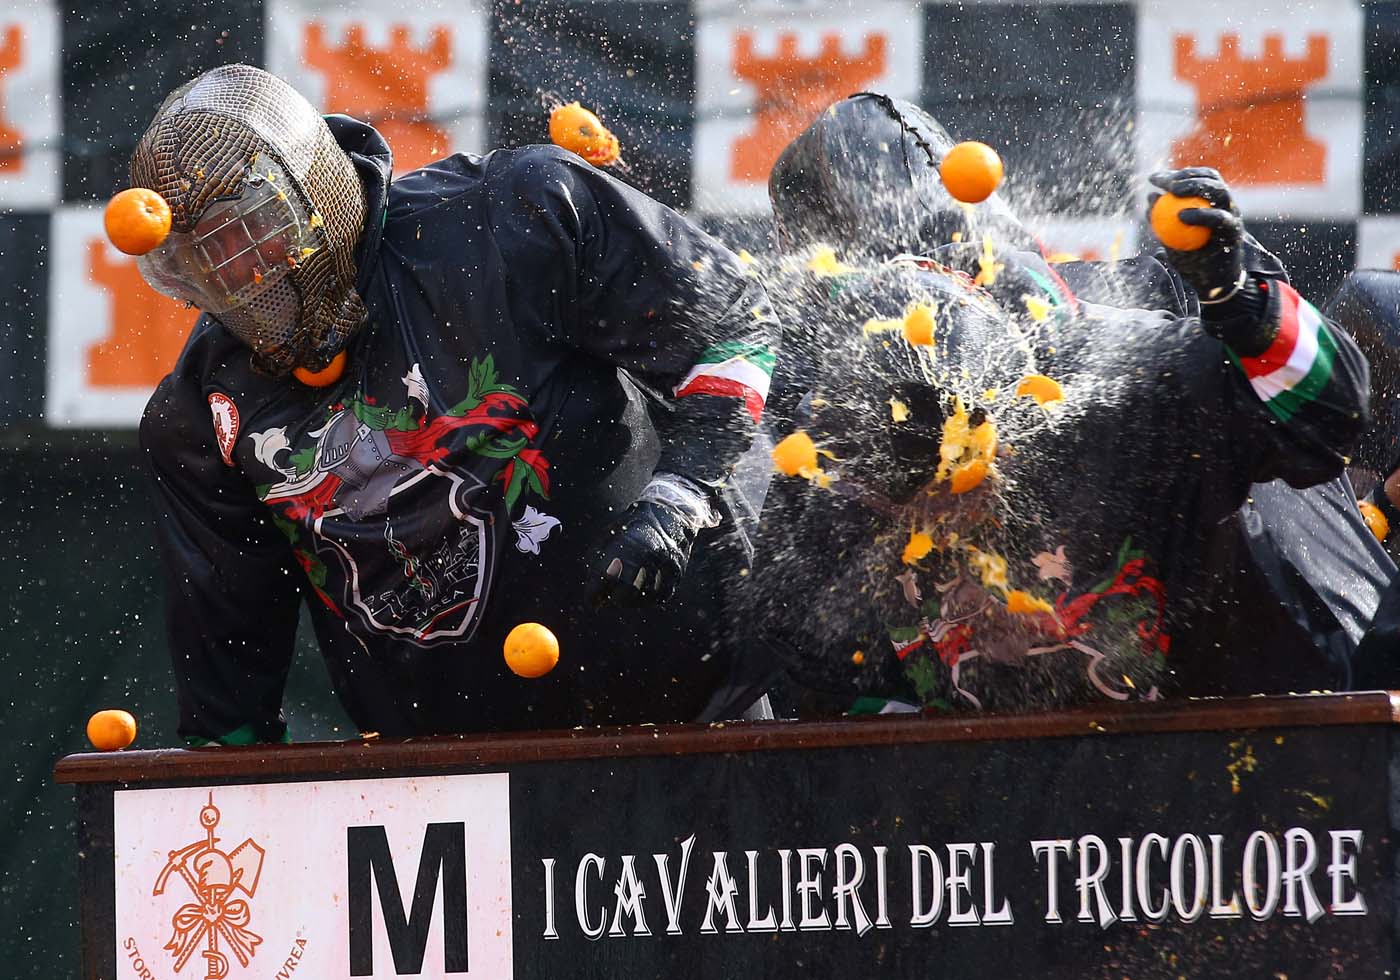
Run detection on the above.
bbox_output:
[208,392,240,467]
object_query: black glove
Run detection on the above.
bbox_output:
[1148,167,1246,303]
[589,499,702,607]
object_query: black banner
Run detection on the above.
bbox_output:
[70,715,1397,979]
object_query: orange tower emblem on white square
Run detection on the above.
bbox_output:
[302,22,453,172]
[1172,32,1329,185]
[729,31,886,184]
[0,25,25,173]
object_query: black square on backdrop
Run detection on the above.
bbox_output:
[0,211,47,426]
[922,3,1136,216]
[1364,1,1400,214]
[489,0,694,211]
[1248,220,1358,305]
[62,0,264,202]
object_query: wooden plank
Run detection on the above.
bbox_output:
[74,785,114,980]
[54,691,1400,785]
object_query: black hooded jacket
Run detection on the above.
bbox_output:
[755,95,1370,709]
[141,117,778,741]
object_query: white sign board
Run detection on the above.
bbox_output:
[112,773,513,980]
[0,0,59,208]
[46,205,199,427]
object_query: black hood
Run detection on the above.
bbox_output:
[325,112,392,297]
[768,93,1029,261]
[1324,270,1399,473]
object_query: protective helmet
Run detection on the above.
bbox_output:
[129,64,367,375]
[768,93,1027,261]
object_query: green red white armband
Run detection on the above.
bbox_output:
[1230,282,1338,423]
[673,341,775,423]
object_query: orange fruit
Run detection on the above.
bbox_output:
[293,350,347,388]
[949,458,989,494]
[86,709,137,751]
[1149,194,1212,251]
[969,419,997,462]
[902,304,936,346]
[1005,590,1054,615]
[1360,500,1390,542]
[504,622,560,678]
[1015,374,1064,407]
[940,141,1003,204]
[772,431,818,477]
[549,102,620,167]
[902,530,934,565]
[104,188,172,256]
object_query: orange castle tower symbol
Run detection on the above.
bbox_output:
[303,22,453,174]
[1172,32,1329,185]
[729,31,887,184]
[0,24,25,173]
[86,240,196,389]
[153,794,265,980]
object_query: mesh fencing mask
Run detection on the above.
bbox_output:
[130,64,367,375]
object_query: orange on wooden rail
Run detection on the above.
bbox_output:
[86,709,137,751]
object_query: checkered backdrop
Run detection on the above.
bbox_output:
[2,0,1398,428]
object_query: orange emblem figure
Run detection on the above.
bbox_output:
[153,794,265,980]
[1172,32,1328,185]
[0,25,23,173]
[303,22,453,173]
[730,31,887,184]
[86,241,197,388]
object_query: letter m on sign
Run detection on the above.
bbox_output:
[347,823,468,975]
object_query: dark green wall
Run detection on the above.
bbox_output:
[0,443,349,977]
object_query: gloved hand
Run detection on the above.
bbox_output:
[1148,167,1246,304]
[589,474,719,607]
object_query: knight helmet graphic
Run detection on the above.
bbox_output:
[250,359,557,645]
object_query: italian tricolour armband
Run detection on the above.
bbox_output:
[1231,282,1338,422]
[673,341,775,423]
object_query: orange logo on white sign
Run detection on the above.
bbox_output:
[85,239,195,388]
[303,22,452,173]
[0,24,24,173]
[729,31,886,184]
[1172,32,1328,185]
[152,793,266,979]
